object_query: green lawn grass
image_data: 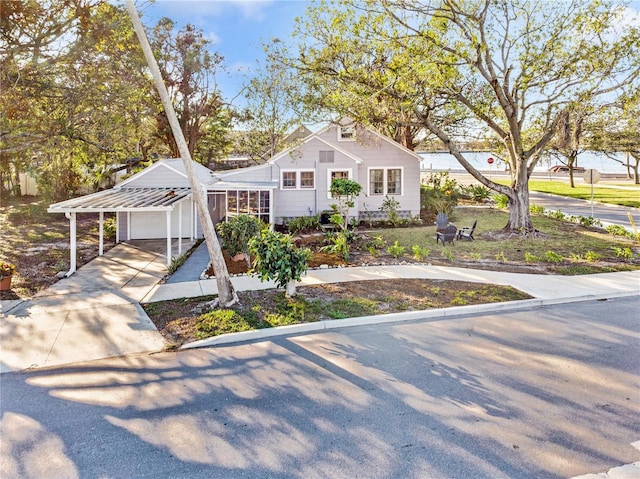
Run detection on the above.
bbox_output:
[494,179,640,207]
[371,207,640,274]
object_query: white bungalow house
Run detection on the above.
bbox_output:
[48,121,421,275]
[210,120,422,224]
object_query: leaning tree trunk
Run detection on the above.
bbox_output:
[125,0,237,306]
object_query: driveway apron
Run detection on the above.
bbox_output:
[0,241,180,373]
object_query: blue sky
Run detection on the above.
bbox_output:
[137,0,310,105]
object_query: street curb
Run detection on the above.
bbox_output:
[180,290,639,350]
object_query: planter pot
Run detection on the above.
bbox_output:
[0,275,12,291]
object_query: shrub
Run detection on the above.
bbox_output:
[411,245,430,261]
[529,203,545,214]
[495,251,508,262]
[550,210,566,220]
[585,251,602,262]
[606,224,628,236]
[420,171,460,217]
[461,184,491,202]
[285,214,321,234]
[380,195,401,227]
[524,252,541,263]
[441,248,455,261]
[366,235,386,256]
[492,194,509,209]
[387,240,406,258]
[249,229,311,297]
[545,250,563,263]
[217,214,264,266]
[578,216,600,227]
[322,231,351,260]
[613,246,634,260]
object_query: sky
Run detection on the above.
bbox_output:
[135,0,310,106]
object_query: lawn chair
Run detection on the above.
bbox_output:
[435,212,448,233]
[457,220,477,241]
[436,224,457,245]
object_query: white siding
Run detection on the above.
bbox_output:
[123,165,190,188]
[129,207,194,240]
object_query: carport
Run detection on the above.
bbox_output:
[48,187,194,276]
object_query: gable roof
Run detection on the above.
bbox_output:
[314,121,423,163]
[268,135,363,164]
[117,158,216,188]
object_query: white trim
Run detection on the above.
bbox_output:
[327,168,353,199]
[337,125,355,142]
[367,166,404,196]
[280,169,316,190]
[269,135,363,165]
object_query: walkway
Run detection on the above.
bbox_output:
[0,240,194,374]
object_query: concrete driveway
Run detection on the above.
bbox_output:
[0,240,190,373]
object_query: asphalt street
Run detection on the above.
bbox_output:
[2,297,639,479]
[528,191,638,230]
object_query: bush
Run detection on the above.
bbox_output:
[322,231,351,260]
[249,229,311,296]
[411,245,430,261]
[493,194,509,209]
[216,215,264,263]
[461,184,491,202]
[380,196,401,227]
[529,203,545,214]
[285,214,321,234]
[386,240,406,258]
[585,250,602,262]
[420,171,460,218]
[544,250,563,263]
[613,246,634,260]
[524,252,541,263]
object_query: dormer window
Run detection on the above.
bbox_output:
[338,125,355,141]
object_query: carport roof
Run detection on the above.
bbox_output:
[47,187,192,214]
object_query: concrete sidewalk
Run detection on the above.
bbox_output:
[2,243,639,374]
[0,240,195,374]
[144,263,640,304]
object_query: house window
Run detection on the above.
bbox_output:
[319,150,334,163]
[369,169,384,195]
[338,125,355,141]
[328,169,352,198]
[368,167,403,196]
[300,171,315,189]
[282,170,315,190]
[387,168,401,195]
[282,171,297,189]
[225,189,271,223]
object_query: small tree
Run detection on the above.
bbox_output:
[328,178,362,231]
[216,214,264,268]
[249,229,311,297]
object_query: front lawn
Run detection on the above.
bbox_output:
[143,278,532,347]
[372,207,640,275]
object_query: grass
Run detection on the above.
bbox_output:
[144,278,533,346]
[371,207,640,274]
[494,179,640,207]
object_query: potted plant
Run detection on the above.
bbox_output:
[0,261,16,291]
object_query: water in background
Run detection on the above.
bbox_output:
[419,151,632,174]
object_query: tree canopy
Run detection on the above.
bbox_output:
[288,0,640,233]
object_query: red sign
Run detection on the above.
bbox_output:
[487,157,495,165]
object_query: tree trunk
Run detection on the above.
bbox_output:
[506,166,535,234]
[285,279,297,298]
[125,0,237,306]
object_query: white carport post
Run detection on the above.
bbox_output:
[178,201,183,256]
[65,212,77,276]
[269,189,274,230]
[166,210,172,266]
[98,211,104,256]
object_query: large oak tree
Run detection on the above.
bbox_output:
[290,0,640,233]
